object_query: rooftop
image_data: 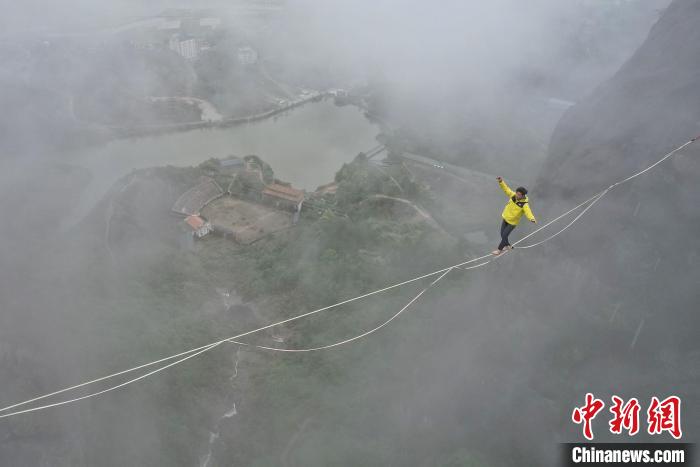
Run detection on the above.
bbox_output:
[172,176,224,216]
[315,182,338,194]
[185,215,206,230]
[262,183,305,203]
[220,157,244,167]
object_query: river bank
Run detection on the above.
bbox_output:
[61,98,380,229]
[109,92,330,139]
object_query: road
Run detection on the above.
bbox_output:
[399,152,527,187]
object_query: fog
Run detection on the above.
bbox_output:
[3,0,694,466]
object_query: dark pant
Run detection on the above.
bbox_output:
[498,219,516,250]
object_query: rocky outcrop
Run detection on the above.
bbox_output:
[540,0,700,198]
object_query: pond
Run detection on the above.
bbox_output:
[64,99,380,226]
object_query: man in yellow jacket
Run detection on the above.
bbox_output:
[493,176,536,255]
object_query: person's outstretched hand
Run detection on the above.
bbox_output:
[531,219,537,224]
[496,176,503,182]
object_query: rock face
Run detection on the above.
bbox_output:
[530,0,700,299]
[540,0,700,198]
[487,0,700,451]
[527,0,700,345]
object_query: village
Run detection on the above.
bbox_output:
[172,154,333,246]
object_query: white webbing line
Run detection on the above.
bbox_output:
[229,260,493,353]
[229,268,454,352]
[1,137,697,418]
[515,189,608,249]
[176,136,700,354]
[0,343,222,419]
[227,188,608,354]
[0,254,491,417]
[516,136,697,248]
[234,192,609,353]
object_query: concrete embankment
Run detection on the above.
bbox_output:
[111,94,328,138]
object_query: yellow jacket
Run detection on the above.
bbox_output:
[499,180,536,225]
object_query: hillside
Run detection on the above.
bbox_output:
[541,0,700,197]
[527,0,700,444]
[2,3,698,465]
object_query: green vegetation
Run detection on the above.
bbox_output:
[335,153,426,205]
[181,155,495,465]
[234,154,455,305]
[40,156,487,466]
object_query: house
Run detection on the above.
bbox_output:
[219,157,245,171]
[237,46,258,65]
[184,215,212,238]
[315,182,338,195]
[169,34,198,59]
[172,176,224,216]
[261,183,304,212]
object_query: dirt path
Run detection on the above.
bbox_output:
[367,194,441,230]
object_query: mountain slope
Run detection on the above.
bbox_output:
[541,0,700,197]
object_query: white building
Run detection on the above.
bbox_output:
[179,38,198,59]
[237,46,258,65]
[169,34,198,60]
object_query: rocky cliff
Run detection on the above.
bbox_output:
[541,0,700,197]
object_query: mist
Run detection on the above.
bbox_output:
[2,1,695,466]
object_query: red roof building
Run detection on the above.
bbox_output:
[184,215,212,238]
[262,183,305,202]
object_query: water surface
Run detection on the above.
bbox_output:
[65,99,379,225]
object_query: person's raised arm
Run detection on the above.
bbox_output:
[496,176,515,197]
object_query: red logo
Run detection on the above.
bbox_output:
[647,396,682,439]
[572,393,605,440]
[572,394,682,440]
[609,396,640,436]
